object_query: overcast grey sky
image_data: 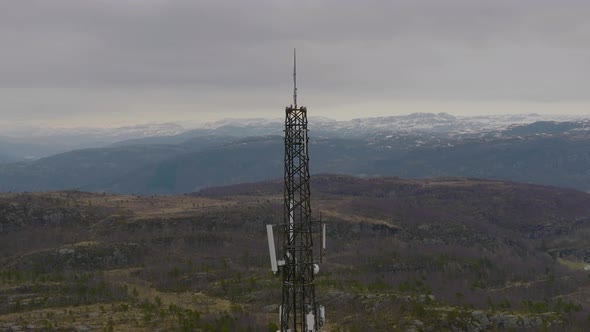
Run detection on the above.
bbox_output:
[1,0,589,127]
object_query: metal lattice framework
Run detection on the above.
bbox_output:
[280,104,319,331]
[264,49,324,332]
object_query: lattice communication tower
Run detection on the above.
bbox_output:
[266,49,326,332]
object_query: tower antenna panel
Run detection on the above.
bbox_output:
[267,225,278,274]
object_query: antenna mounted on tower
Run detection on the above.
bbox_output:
[293,48,297,109]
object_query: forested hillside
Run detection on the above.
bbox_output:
[1,176,589,330]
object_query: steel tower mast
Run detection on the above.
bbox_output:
[266,49,326,332]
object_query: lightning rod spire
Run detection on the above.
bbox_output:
[293,48,297,109]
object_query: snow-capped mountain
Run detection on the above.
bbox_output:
[1,112,588,163]
[2,113,590,193]
[195,118,283,129]
[189,112,587,138]
[315,113,586,136]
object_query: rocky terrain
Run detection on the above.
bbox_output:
[1,176,590,330]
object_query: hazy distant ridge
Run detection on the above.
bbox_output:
[1,115,590,194]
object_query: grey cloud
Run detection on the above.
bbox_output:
[0,0,589,125]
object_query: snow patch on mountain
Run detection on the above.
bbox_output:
[2,123,185,140]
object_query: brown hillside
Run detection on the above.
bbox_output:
[1,176,590,330]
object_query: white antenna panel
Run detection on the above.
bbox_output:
[266,224,278,273]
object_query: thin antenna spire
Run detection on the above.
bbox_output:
[293,48,297,109]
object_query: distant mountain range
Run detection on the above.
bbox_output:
[0,123,185,162]
[1,113,590,194]
[108,112,588,146]
[1,113,584,162]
